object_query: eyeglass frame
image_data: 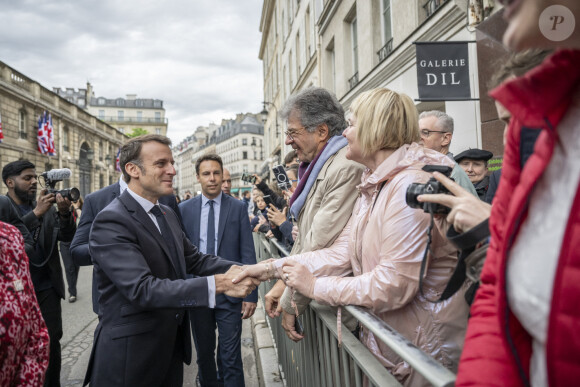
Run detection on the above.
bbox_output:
[420,129,449,137]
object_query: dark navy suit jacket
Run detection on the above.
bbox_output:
[179,193,257,304]
[70,181,181,313]
[85,191,233,386]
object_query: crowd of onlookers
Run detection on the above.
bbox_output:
[1,1,579,386]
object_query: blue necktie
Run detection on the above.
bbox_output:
[207,200,216,255]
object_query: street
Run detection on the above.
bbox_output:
[59,266,258,386]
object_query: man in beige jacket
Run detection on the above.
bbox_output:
[264,87,363,340]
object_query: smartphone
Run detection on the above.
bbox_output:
[263,195,275,209]
[241,172,257,184]
[295,315,304,335]
[272,164,292,190]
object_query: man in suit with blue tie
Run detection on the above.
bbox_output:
[70,154,182,315]
[84,135,258,386]
[179,154,257,387]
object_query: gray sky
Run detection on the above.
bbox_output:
[0,0,264,144]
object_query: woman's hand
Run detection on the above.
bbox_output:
[282,260,316,299]
[264,280,285,318]
[253,174,262,185]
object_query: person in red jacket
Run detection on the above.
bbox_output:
[444,0,580,385]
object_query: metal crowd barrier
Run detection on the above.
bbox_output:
[252,233,457,387]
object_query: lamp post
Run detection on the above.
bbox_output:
[260,101,279,138]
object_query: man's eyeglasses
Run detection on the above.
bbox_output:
[284,130,302,141]
[420,129,448,137]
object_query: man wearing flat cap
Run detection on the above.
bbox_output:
[455,149,493,200]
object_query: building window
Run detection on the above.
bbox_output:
[242,138,247,145]
[378,0,394,62]
[98,97,105,105]
[18,110,26,139]
[155,112,161,122]
[351,17,359,75]
[99,174,104,189]
[296,32,301,76]
[99,141,104,161]
[116,99,125,106]
[243,151,248,160]
[118,111,124,121]
[155,128,161,135]
[137,111,142,121]
[63,126,70,152]
[98,110,105,119]
[243,164,248,173]
[78,98,85,106]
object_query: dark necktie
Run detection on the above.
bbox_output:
[207,200,216,255]
[150,205,179,266]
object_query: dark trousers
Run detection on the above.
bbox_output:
[59,241,79,297]
[191,300,244,387]
[37,288,63,387]
[161,329,185,387]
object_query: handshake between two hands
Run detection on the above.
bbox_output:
[215,259,316,299]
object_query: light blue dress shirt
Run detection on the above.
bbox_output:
[199,192,222,255]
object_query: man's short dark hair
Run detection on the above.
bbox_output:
[120,134,172,183]
[280,87,347,137]
[243,191,251,198]
[195,153,223,175]
[2,160,36,185]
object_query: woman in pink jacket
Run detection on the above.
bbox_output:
[241,87,470,385]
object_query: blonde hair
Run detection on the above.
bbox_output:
[349,88,419,156]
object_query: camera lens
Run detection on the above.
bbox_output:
[405,183,425,209]
[58,188,80,202]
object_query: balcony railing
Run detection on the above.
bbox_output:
[424,0,448,18]
[377,38,394,63]
[348,72,359,90]
[98,116,168,124]
[254,234,457,387]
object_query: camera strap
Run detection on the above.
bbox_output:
[419,213,490,303]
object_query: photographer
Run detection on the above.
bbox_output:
[1,160,76,386]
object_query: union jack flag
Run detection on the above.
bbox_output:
[115,147,122,172]
[37,111,56,155]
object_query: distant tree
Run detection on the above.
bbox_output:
[127,128,149,138]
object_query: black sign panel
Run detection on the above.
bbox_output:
[415,42,471,101]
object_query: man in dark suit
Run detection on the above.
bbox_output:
[84,135,258,386]
[180,154,257,387]
[70,173,182,315]
[2,160,76,386]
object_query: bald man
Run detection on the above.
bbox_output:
[222,168,232,196]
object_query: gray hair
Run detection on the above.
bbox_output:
[280,87,346,137]
[418,110,454,133]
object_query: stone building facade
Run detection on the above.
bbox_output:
[174,113,264,197]
[53,82,168,137]
[0,61,127,198]
[260,0,507,165]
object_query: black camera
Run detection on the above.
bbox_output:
[41,168,80,202]
[241,172,256,184]
[406,165,453,214]
[272,164,291,190]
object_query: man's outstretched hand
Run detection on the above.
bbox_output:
[232,259,278,283]
[215,265,260,298]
